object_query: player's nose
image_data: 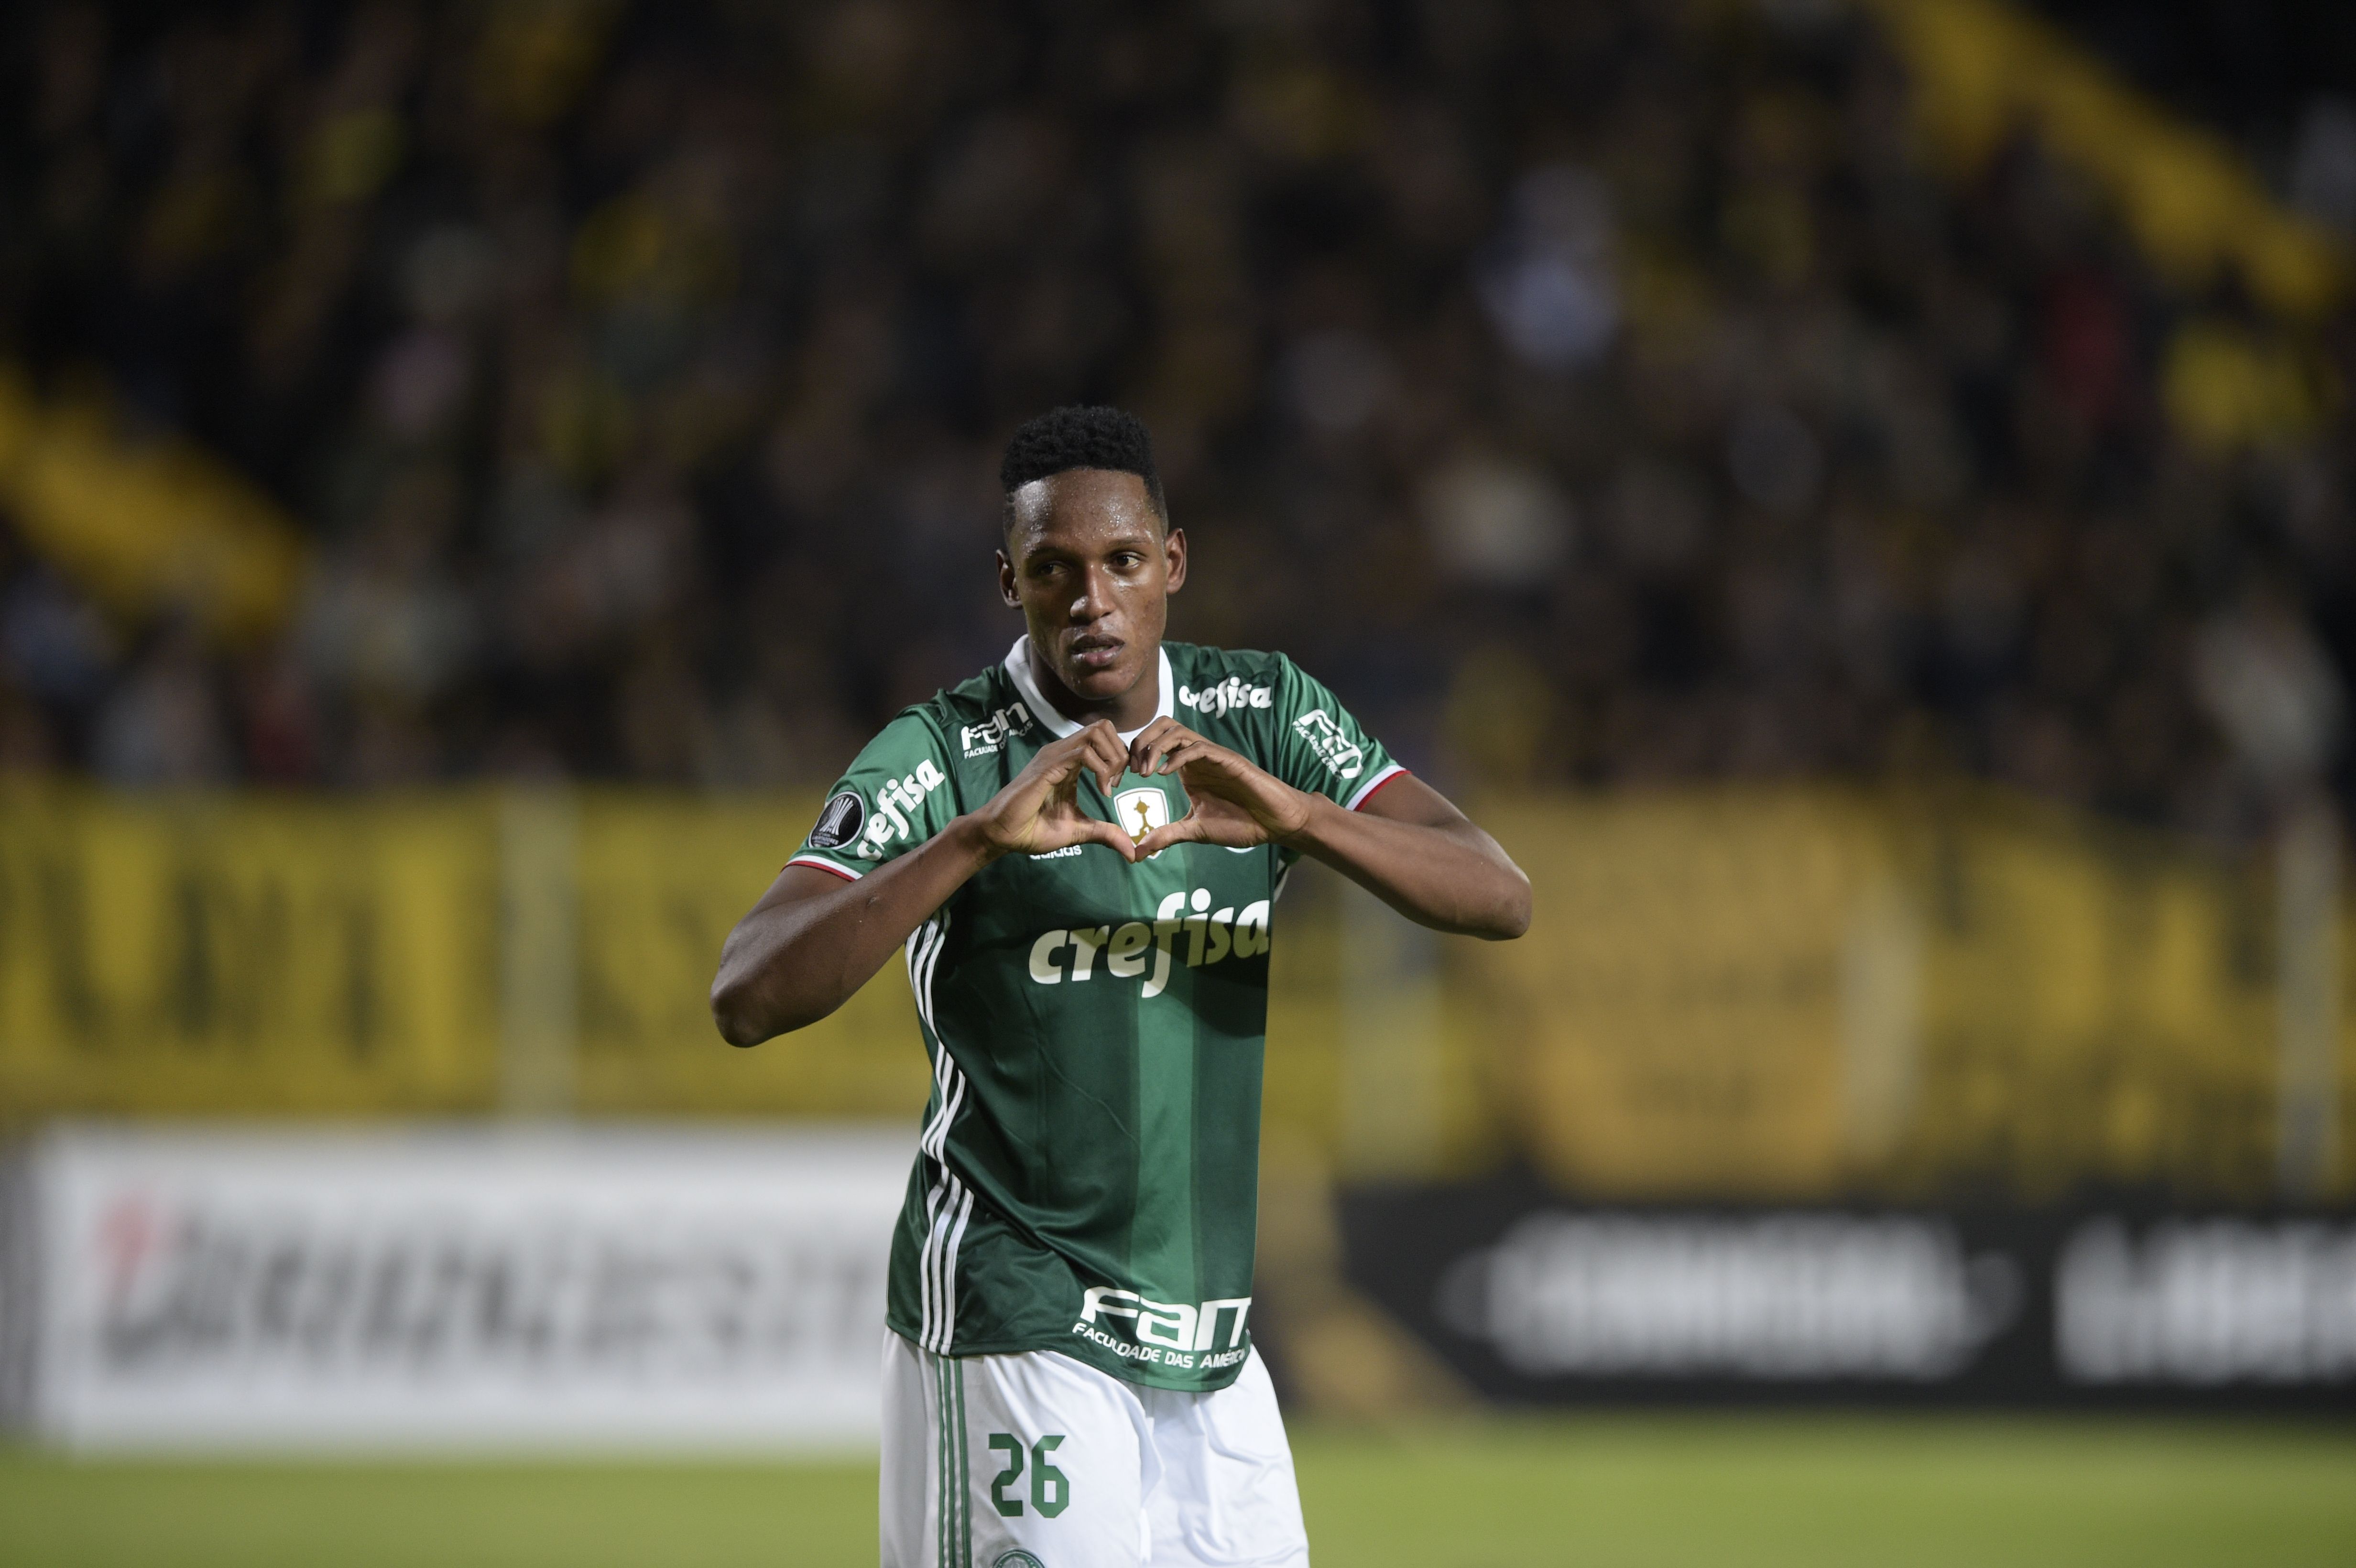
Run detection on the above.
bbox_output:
[1069,563,1120,621]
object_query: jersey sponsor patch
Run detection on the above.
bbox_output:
[808,790,865,849]
[1178,676,1271,717]
[854,758,952,858]
[1072,1286,1252,1372]
[1026,888,1272,998]
[960,704,1034,757]
[1290,708,1364,779]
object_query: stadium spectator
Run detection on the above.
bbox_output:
[0,0,2347,840]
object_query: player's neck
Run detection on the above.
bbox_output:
[1026,637,1162,733]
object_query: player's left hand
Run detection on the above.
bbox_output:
[1124,717,1315,855]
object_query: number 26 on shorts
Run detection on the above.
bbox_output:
[986,1433,1069,1518]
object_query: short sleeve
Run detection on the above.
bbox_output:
[787,713,962,881]
[1269,655,1406,811]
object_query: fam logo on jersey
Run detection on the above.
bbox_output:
[1027,889,1271,998]
[1178,677,1271,718]
[1290,708,1363,779]
[807,790,865,849]
[960,704,1034,757]
[1072,1286,1252,1372]
[851,759,951,858]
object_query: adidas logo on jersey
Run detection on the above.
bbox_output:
[1177,677,1271,718]
[1073,1286,1252,1371]
[1026,890,1271,997]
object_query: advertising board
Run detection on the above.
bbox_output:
[1341,1176,2356,1408]
[7,1125,911,1450]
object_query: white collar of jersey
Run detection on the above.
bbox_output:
[1003,635,1173,741]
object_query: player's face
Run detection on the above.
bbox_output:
[998,468,1187,715]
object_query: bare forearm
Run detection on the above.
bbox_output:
[1282,795,1531,938]
[711,819,995,1045]
[713,721,1142,1044]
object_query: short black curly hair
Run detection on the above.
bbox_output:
[999,405,1167,532]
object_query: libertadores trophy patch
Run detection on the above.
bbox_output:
[808,790,865,849]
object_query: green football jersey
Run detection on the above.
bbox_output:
[788,637,1402,1391]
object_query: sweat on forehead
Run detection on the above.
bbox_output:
[1004,468,1167,544]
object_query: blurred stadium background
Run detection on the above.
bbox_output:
[1,0,2353,1562]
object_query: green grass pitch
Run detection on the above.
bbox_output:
[3,1416,2350,1567]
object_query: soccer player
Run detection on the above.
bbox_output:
[712,406,1530,1568]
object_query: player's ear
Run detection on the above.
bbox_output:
[1162,526,1187,594]
[997,547,1020,608]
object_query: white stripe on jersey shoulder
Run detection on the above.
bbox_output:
[786,853,861,881]
[1003,635,1173,740]
[1344,762,1408,812]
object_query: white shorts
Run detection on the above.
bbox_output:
[880,1332,1309,1568]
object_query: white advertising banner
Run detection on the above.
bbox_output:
[24,1125,911,1451]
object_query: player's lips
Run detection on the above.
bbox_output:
[1067,635,1124,671]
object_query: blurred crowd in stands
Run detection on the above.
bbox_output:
[0,0,2349,839]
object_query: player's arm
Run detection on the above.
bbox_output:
[1127,721,1530,941]
[1287,768,1529,938]
[711,722,1136,1045]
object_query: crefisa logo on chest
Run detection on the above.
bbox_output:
[1027,888,1271,999]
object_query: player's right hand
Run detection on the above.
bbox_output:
[964,721,1140,862]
